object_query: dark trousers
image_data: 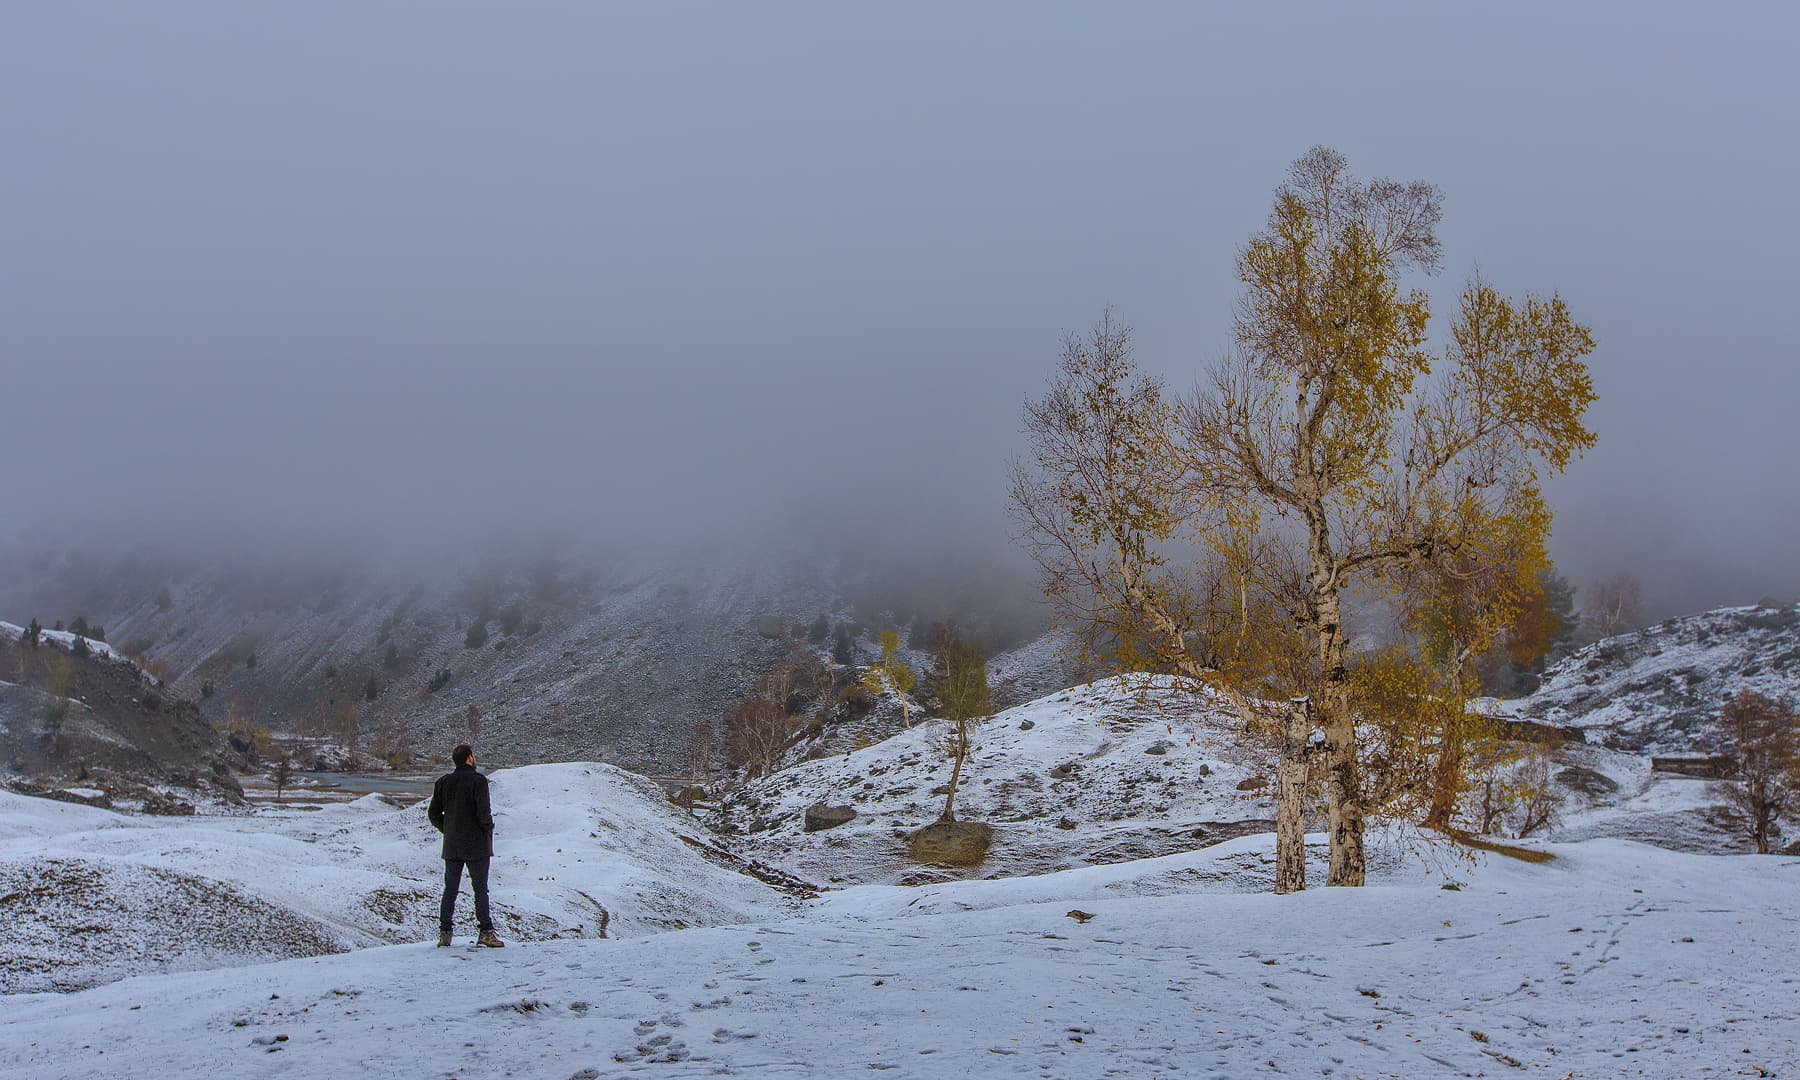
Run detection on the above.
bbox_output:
[440,857,493,933]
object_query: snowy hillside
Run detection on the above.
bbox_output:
[1,835,1794,1078]
[0,548,847,774]
[0,764,803,993]
[715,676,1278,887]
[1493,600,1800,753]
[984,628,1094,709]
[0,622,244,805]
[0,623,131,666]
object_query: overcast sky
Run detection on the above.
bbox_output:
[2,2,1795,616]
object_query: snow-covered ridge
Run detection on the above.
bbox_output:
[0,621,133,667]
[0,762,801,994]
[1490,601,1800,753]
[716,675,1276,887]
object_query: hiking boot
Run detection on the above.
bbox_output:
[437,931,452,948]
[476,928,505,948]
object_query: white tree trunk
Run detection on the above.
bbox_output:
[1275,698,1311,894]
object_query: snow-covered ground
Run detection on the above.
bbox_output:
[1488,601,1800,754]
[0,621,132,666]
[0,764,802,994]
[1,834,1795,1078]
[714,676,1277,887]
[6,614,1798,1077]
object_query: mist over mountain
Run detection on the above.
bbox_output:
[4,4,1797,633]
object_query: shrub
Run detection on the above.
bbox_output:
[835,680,872,716]
[363,674,381,701]
[245,650,258,669]
[427,668,453,693]
[464,621,489,649]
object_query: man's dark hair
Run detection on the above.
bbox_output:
[452,744,474,766]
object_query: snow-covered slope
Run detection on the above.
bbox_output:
[0,763,802,993]
[0,623,131,666]
[1,836,1793,1078]
[1541,742,1752,852]
[715,676,1276,887]
[1494,600,1800,753]
[0,548,847,774]
[985,627,1094,709]
[0,623,243,804]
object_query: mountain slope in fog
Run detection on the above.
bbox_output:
[1490,600,1800,754]
[1,546,835,773]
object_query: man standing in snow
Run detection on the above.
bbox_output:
[428,743,504,948]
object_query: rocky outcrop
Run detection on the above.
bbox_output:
[803,804,856,832]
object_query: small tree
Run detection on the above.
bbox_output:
[464,620,489,649]
[1584,573,1646,638]
[723,651,814,778]
[41,648,73,756]
[861,629,917,727]
[383,642,401,671]
[71,635,91,659]
[935,637,992,822]
[337,704,362,769]
[724,696,789,779]
[831,623,855,666]
[1715,690,1798,854]
[464,704,481,745]
[271,755,295,801]
[686,719,715,786]
[808,613,831,643]
[363,673,381,701]
[24,617,41,646]
[244,649,257,669]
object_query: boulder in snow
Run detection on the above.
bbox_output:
[803,804,857,832]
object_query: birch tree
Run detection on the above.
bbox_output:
[1011,147,1597,888]
[862,630,917,727]
[1715,690,1799,853]
[935,637,991,823]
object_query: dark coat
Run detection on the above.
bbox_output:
[428,763,494,861]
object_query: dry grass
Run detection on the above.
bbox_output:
[1448,831,1556,864]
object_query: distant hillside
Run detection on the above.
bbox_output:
[0,623,244,806]
[0,545,1050,774]
[713,675,1276,888]
[1491,600,1800,754]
